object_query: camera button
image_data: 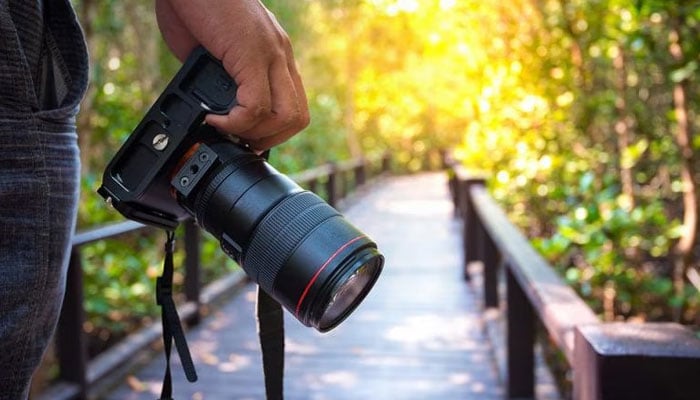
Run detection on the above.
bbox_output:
[222,233,242,259]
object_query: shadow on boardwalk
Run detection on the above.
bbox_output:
[105,173,504,400]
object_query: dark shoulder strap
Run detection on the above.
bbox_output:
[257,287,285,400]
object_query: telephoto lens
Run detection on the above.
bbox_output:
[172,138,384,332]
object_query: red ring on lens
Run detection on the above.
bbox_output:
[294,235,365,316]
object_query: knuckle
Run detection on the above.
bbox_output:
[298,110,311,130]
[281,107,309,131]
[279,32,292,50]
[251,103,272,119]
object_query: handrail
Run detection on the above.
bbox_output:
[470,185,598,362]
[450,164,700,400]
[72,220,147,246]
[44,153,390,400]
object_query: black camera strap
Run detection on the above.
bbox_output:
[156,230,198,400]
[255,148,285,400]
[256,286,285,400]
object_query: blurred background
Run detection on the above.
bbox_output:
[43,0,700,393]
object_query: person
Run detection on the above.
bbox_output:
[0,0,309,398]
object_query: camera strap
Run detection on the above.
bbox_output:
[156,230,198,400]
[255,147,285,400]
[256,287,285,400]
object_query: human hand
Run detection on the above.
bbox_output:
[155,0,309,151]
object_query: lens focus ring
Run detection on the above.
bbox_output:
[243,191,339,292]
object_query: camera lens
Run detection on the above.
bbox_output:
[174,141,384,332]
[317,255,382,330]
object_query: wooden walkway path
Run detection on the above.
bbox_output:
[105,173,504,399]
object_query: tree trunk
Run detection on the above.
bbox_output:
[613,47,635,211]
[669,16,696,322]
[344,34,362,158]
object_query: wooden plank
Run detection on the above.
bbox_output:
[574,323,700,400]
[103,173,505,400]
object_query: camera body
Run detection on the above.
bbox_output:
[98,47,238,229]
[98,47,384,333]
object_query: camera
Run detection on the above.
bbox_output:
[98,47,384,332]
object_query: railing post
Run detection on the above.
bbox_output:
[184,219,201,324]
[381,153,391,173]
[506,265,535,399]
[55,249,88,399]
[455,177,468,279]
[308,178,318,194]
[355,158,366,187]
[448,172,459,216]
[338,167,348,199]
[327,162,338,207]
[457,176,486,280]
[423,150,432,171]
[482,228,500,308]
[465,179,486,267]
[439,148,450,170]
[574,323,700,400]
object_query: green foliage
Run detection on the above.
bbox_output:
[73,0,700,348]
[81,234,162,344]
[533,173,681,319]
[80,227,238,352]
[455,0,700,323]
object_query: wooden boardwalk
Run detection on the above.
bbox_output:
[105,173,504,399]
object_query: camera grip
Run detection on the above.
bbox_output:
[98,47,239,228]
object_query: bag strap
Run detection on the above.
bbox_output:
[157,230,198,400]
[257,286,285,400]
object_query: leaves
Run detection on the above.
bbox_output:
[670,61,698,83]
[453,0,700,323]
[73,0,700,339]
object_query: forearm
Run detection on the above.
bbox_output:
[156,0,286,66]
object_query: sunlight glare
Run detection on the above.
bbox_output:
[448,373,472,385]
[285,339,319,355]
[320,370,358,388]
[377,199,451,217]
[374,0,420,16]
[519,95,542,113]
[556,91,575,107]
[384,314,479,351]
[107,56,121,71]
[103,82,115,95]
[218,353,252,373]
[440,0,457,10]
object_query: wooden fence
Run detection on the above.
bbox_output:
[41,154,390,399]
[450,165,700,400]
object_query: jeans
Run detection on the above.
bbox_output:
[0,1,88,398]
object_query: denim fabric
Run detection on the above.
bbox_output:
[0,1,88,399]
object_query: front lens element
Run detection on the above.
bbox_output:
[318,255,382,331]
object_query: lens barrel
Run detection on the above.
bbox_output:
[175,142,383,332]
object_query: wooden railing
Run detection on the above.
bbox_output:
[449,165,700,400]
[41,153,390,400]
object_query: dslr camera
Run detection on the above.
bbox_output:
[98,47,383,332]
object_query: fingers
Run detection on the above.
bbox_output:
[160,0,310,150]
[204,11,309,151]
[205,64,274,134]
[205,58,309,151]
[247,56,310,151]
